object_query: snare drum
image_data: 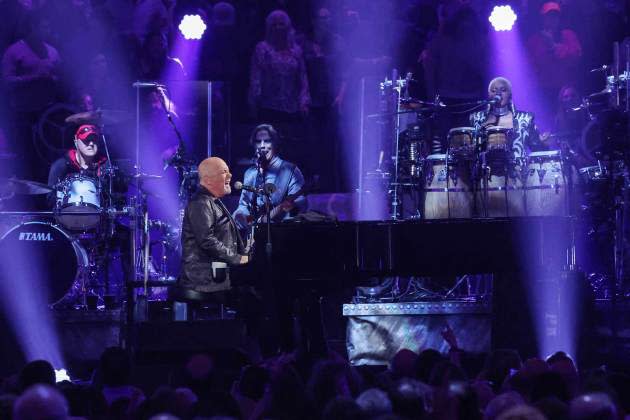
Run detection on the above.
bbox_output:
[55,174,102,230]
[447,127,475,158]
[524,150,577,216]
[422,154,472,219]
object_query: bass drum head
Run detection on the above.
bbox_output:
[0,222,85,305]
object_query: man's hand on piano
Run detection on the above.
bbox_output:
[239,255,249,264]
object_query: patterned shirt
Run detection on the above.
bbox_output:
[470,109,543,159]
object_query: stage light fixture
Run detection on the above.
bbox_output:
[489,5,517,31]
[178,14,206,40]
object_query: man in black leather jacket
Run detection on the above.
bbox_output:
[179,157,249,293]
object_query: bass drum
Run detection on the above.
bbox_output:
[0,222,88,305]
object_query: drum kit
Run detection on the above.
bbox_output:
[0,109,199,309]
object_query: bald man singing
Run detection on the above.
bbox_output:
[179,157,248,293]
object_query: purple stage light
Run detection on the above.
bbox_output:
[489,5,517,32]
[178,14,206,40]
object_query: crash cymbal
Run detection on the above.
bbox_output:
[65,109,131,126]
[0,178,54,195]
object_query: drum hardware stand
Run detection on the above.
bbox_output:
[129,180,152,322]
[379,70,410,220]
[480,154,490,217]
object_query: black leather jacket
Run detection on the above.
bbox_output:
[179,187,245,292]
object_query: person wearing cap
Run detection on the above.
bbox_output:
[232,124,307,233]
[47,123,131,302]
[527,1,582,112]
[47,124,107,188]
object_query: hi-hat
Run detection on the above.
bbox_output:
[65,109,131,125]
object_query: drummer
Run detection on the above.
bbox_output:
[469,76,545,159]
[47,124,107,188]
[47,122,131,292]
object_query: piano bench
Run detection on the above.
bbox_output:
[167,286,227,321]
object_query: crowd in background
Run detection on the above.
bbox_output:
[1,338,630,419]
[0,0,628,191]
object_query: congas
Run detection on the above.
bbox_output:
[484,126,513,151]
[524,150,578,216]
[55,174,102,230]
[0,222,88,305]
[447,127,475,159]
[422,154,472,219]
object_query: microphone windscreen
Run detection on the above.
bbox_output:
[233,181,243,190]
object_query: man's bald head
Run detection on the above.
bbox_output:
[198,157,232,197]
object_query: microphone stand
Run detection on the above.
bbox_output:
[156,87,187,173]
[261,186,273,261]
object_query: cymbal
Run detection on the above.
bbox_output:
[65,109,131,125]
[131,173,163,180]
[0,178,54,195]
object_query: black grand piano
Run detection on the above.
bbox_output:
[249,217,574,354]
[253,216,573,282]
[246,216,578,355]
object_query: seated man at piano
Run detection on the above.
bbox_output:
[233,124,307,232]
[469,76,546,159]
[179,157,249,293]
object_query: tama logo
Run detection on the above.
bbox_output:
[19,232,54,241]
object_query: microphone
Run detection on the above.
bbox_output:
[233,181,255,192]
[233,181,277,195]
[590,64,609,73]
[133,81,166,88]
[475,95,502,105]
